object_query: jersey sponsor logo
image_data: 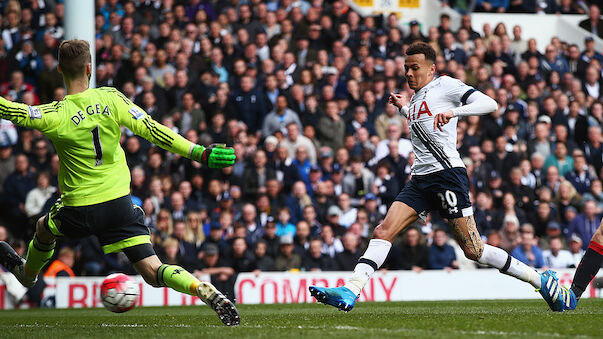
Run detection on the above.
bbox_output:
[417,102,432,118]
[27,106,42,119]
[408,101,432,121]
[128,107,145,120]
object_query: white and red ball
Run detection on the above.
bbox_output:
[100,273,139,313]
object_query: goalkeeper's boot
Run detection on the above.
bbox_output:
[0,241,36,288]
[538,270,575,312]
[309,286,358,312]
[197,281,240,326]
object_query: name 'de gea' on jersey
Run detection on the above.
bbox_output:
[70,103,111,126]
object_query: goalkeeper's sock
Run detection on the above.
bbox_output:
[24,235,55,277]
[157,264,201,296]
[478,244,541,288]
[344,239,392,296]
[571,241,603,299]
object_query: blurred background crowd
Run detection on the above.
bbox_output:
[0,0,602,298]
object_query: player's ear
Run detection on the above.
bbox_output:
[57,64,62,75]
[86,63,92,78]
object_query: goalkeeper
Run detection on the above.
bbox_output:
[0,40,240,326]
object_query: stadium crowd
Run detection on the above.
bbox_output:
[0,0,602,296]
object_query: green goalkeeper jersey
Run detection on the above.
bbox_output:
[0,87,194,206]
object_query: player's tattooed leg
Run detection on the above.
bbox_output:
[448,215,484,261]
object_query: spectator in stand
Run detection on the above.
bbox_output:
[540,44,569,77]
[194,243,236,300]
[253,240,276,272]
[512,224,545,268]
[240,203,263,246]
[337,193,357,228]
[565,152,595,195]
[581,36,603,64]
[293,221,311,258]
[429,228,459,270]
[280,122,317,165]
[566,101,589,146]
[543,236,574,268]
[321,224,344,258]
[374,100,405,141]
[43,247,75,278]
[1,71,39,104]
[2,154,35,238]
[302,237,337,271]
[442,32,467,65]
[567,200,601,250]
[583,180,603,212]
[242,149,276,201]
[275,206,296,238]
[544,142,574,177]
[274,234,302,271]
[388,227,430,272]
[230,237,256,273]
[579,4,603,38]
[499,216,522,253]
[318,100,345,152]
[335,232,362,271]
[568,234,585,267]
[230,75,267,134]
[343,156,375,207]
[24,172,56,219]
[261,216,280,259]
[262,95,302,138]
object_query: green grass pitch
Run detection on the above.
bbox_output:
[0,299,602,338]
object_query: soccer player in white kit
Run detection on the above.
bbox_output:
[309,42,569,312]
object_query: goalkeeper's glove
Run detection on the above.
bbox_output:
[191,144,236,168]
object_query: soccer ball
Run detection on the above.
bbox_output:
[100,273,139,313]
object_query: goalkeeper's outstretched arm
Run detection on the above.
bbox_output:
[0,95,60,133]
[107,88,235,168]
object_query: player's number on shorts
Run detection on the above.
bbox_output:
[437,190,458,209]
[90,125,103,166]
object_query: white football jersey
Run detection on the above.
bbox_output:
[402,76,476,175]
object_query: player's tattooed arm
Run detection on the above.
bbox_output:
[448,216,484,261]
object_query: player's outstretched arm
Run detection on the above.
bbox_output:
[109,89,235,168]
[450,90,498,118]
[433,90,498,131]
[0,95,59,133]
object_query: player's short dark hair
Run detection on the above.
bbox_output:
[58,39,91,79]
[406,42,436,63]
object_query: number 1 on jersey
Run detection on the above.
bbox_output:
[90,125,103,166]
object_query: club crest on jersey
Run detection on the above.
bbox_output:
[128,107,145,120]
[27,106,42,119]
[409,101,432,121]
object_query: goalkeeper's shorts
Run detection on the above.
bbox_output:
[44,194,155,262]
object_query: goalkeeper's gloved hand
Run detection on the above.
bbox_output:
[191,144,236,168]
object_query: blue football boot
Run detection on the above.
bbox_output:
[309,286,358,312]
[538,270,577,312]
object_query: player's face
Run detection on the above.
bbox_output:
[404,54,435,91]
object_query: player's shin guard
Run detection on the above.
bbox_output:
[344,239,392,295]
[571,241,603,299]
[24,235,55,277]
[478,244,541,288]
[156,264,201,296]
